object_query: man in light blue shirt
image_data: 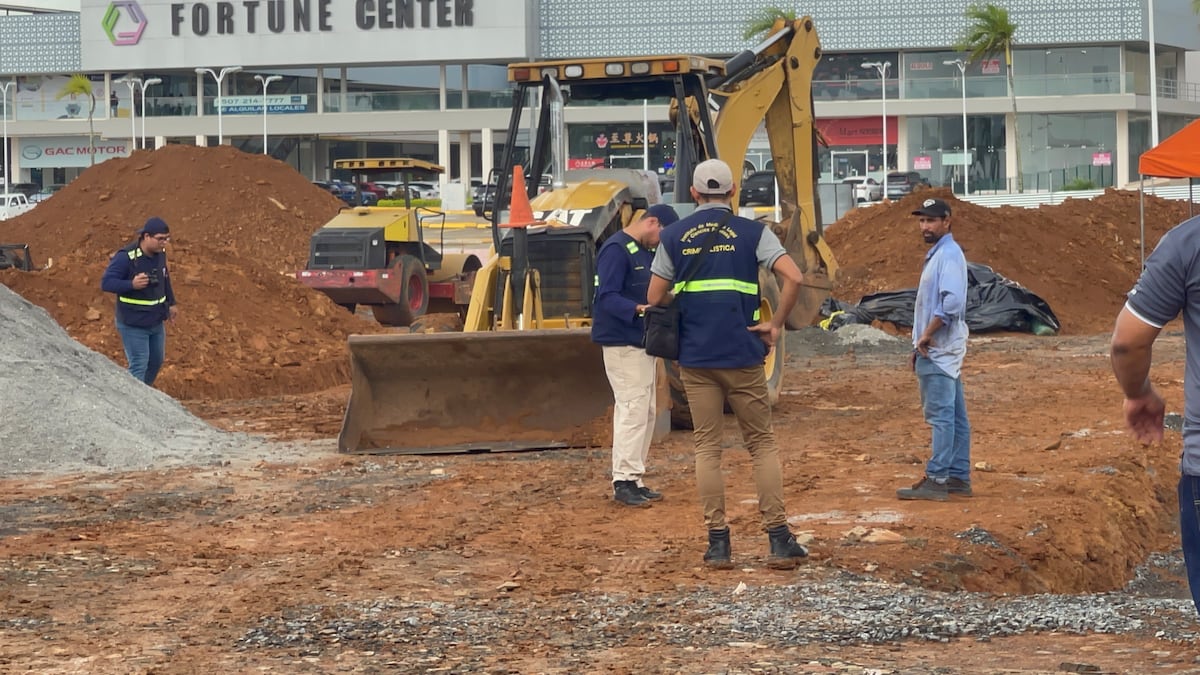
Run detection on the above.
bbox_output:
[898,198,972,502]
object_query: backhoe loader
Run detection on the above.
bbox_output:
[338,17,838,454]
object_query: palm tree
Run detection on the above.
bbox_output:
[55,74,97,167]
[958,3,1023,192]
[742,6,796,40]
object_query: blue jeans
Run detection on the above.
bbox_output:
[1178,475,1200,616]
[115,320,166,385]
[916,356,971,481]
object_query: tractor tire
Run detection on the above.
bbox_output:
[373,254,429,327]
[666,268,785,430]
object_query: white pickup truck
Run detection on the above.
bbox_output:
[0,193,34,220]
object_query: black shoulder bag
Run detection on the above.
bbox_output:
[642,210,731,360]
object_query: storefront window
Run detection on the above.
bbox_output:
[1013,46,1121,96]
[906,114,1006,193]
[1018,112,1116,190]
[813,51,898,102]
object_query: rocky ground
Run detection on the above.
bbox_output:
[2,329,1199,673]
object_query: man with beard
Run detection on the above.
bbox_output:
[897,198,972,502]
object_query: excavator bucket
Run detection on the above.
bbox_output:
[339,328,614,455]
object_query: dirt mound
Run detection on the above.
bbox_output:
[0,145,382,400]
[825,188,1194,334]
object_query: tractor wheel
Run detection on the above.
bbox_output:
[373,254,429,327]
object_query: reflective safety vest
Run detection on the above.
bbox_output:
[590,231,654,347]
[117,247,167,307]
[658,208,768,369]
[593,239,642,289]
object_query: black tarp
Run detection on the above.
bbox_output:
[821,263,1060,334]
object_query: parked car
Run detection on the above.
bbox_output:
[356,181,389,200]
[408,181,440,199]
[884,171,931,199]
[842,176,883,203]
[0,192,34,220]
[8,182,38,198]
[739,170,776,206]
[29,184,65,203]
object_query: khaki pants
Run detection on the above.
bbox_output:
[603,345,657,484]
[681,365,786,531]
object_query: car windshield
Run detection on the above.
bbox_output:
[745,173,774,187]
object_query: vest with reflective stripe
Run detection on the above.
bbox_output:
[115,244,170,326]
[659,208,767,369]
[591,231,654,347]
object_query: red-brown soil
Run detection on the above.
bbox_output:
[826,187,1194,335]
[0,145,383,400]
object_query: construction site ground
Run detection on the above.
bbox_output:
[2,147,1200,672]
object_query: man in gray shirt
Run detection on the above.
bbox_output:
[1111,214,1200,617]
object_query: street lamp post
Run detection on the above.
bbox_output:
[195,66,243,145]
[114,76,138,148]
[944,59,969,196]
[862,61,891,199]
[139,77,161,150]
[253,74,282,155]
[1,80,13,197]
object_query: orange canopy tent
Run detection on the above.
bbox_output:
[1138,117,1200,178]
[1135,120,1200,264]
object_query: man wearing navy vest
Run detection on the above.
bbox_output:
[592,203,680,507]
[101,217,178,386]
[647,159,810,570]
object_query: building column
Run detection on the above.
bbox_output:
[458,130,472,182]
[1115,109,1130,187]
[1005,112,1018,192]
[439,65,447,111]
[481,127,494,180]
[894,116,907,173]
[461,65,469,109]
[438,128,451,188]
[339,67,347,113]
[316,68,324,114]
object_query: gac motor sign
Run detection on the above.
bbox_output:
[19,137,132,169]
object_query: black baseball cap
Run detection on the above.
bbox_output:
[912,198,951,218]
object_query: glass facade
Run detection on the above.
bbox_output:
[906,115,1006,193]
[813,52,899,102]
[1018,112,1116,192]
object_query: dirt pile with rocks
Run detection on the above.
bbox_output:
[826,188,1195,334]
[0,145,382,400]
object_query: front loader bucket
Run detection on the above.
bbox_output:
[339,328,614,455]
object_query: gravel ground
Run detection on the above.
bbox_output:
[0,285,311,477]
[233,563,1199,670]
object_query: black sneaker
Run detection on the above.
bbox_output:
[613,480,650,507]
[896,477,949,502]
[946,477,972,496]
[638,485,663,501]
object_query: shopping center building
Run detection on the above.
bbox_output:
[1,0,1198,193]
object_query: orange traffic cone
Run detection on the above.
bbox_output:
[500,166,542,229]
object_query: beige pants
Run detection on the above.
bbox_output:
[681,365,787,531]
[603,345,657,484]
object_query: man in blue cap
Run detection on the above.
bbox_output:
[101,217,179,386]
[592,203,679,507]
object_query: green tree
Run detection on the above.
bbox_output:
[958,3,1023,192]
[742,6,796,40]
[55,74,97,167]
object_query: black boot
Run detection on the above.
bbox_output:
[703,528,734,570]
[766,525,808,570]
[613,480,650,507]
[637,485,663,501]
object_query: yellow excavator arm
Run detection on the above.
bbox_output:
[709,17,838,328]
